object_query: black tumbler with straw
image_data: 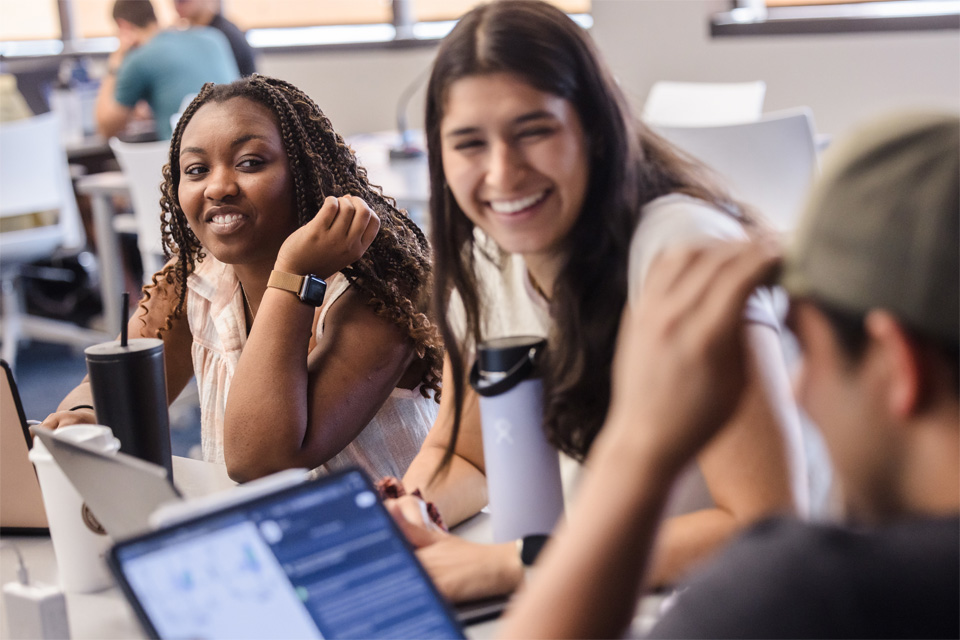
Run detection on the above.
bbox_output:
[85,292,173,479]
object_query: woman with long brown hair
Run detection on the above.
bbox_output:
[43,75,443,482]
[390,0,808,602]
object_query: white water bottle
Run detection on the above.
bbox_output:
[470,336,564,543]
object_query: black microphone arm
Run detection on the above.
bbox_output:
[390,64,433,160]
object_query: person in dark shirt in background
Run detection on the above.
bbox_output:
[174,0,257,76]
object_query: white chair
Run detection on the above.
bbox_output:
[652,107,819,233]
[0,113,109,369]
[642,80,766,127]
[109,137,201,423]
[108,137,170,282]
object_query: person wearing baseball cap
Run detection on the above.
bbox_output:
[499,112,959,639]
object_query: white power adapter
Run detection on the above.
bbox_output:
[1,543,70,640]
[3,581,70,640]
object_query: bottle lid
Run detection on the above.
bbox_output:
[477,336,546,375]
[84,337,163,361]
[470,336,546,397]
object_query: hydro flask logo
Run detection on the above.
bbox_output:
[494,418,514,445]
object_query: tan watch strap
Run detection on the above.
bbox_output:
[267,270,305,296]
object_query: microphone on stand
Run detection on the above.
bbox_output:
[390,65,431,161]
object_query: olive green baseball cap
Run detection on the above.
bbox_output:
[782,111,959,344]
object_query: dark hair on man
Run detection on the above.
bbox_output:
[814,299,960,397]
[112,0,158,27]
[142,75,443,398]
[425,0,750,468]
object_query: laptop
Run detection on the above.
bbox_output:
[30,425,183,540]
[0,360,48,534]
[108,468,467,639]
[29,425,312,541]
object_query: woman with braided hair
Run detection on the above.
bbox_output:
[42,75,443,482]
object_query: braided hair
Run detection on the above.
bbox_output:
[151,75,442,398]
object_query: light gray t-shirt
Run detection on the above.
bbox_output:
[449,194,782,513]
[450,193,777,348]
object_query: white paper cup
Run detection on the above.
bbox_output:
[28,425,121,593]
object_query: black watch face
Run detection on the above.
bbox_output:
[300,276,327,306]
[521,534,549,566]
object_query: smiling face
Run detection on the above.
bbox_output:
[177,97,298,269]
[439,72,590,267]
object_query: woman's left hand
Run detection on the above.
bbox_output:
[275,195,380,279]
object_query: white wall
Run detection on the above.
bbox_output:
[590,0,960,138]
[258,46,437,136]
[257,0,959,140]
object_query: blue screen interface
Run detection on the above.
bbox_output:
[114,470,463,639]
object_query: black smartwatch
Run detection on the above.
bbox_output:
[517,534,550,567]
[268,270,327,306]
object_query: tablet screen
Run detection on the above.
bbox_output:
[110,469,464,639]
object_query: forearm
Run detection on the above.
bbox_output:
[94,72,127,139]
[500,418,680,639]
[644,506,740,588]
[641,328,802,586]
[223,288,314,480]
[403,444,488,527]
[56,379,94,413]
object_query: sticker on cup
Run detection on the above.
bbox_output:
[81,503,108,536]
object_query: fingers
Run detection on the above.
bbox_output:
[614,241,781,398]
[316,195,379,246]
[642,241,780,331]
[388,495,436,529]
[385,500,445,548]
[38,409,97,430]
[686,242,781,339]
[330,196,357,235]
[358,209,380,248]
[314,195,340,230]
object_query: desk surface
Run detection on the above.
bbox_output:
[0,457,499,639]
[74,170,128,196]
[0,457,670,639]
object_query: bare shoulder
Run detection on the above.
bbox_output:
[309,283,415,380]
[317,284,407,343]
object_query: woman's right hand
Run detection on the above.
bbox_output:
[385,499,523,602]
[39,407,97,430]
[275,195,380,280]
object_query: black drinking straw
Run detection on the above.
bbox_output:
[120,292,129,347]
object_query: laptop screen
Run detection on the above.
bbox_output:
[0,359,48,533]
[109,468,464,640]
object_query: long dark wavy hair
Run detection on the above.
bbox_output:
[427,1,750,466]
[146,75,443,397]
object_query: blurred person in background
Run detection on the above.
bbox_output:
[96,0,238,140]
[173,0,256,76]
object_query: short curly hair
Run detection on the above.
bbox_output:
[147,75,442,398]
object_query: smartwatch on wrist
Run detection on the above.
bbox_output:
[268,270,327,306]
[516,534,550,567]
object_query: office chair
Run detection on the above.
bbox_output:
[653,107,819,233]
[108,137,170,282]
[642,80,767,127]
[0,113,109,370]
